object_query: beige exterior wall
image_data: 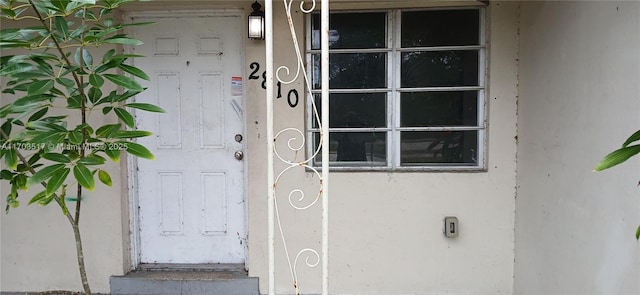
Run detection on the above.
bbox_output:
[246,2,519,294]
[515,1,640,294]
[2,1,519,294]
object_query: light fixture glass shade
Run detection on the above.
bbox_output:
[248,15,264,40]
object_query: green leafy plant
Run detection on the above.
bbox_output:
[0,0,160,294]
[594,129,640,240]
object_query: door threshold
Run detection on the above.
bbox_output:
[138,263,246,272]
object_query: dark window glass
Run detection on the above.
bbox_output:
[314,132,387,165]
[313,53,387,89]
[401,50,479,87]
[309,9,483,168]
[313,93,387,128]
[312,12,387,50]
[402,10,479,47]
[401,91,478,127]
[400,131,478,165]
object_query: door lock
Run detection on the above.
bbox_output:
[234,150,244,160]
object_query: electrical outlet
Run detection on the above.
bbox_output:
[443,216,459,238]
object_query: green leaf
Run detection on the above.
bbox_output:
[27,153,41,165]
[622,130,640,148]
[78,154,105,165]
[46,167,70,196]
[27,80,54,96]
[28,108,48,122]
[49,0,68,12]
[73,164,94,191]
[74,48,93,68]
[636,225,640,240]
[0,60,34,74]
[41,152,71,163]
[56,77,75,88]
[16,163,31,173]
[125,103,165,113]
[118,64,149,80]
[103,36,143,45]
[1,120,12,137]
[28,191,47,205]
[69,24,88,39]
[5,148,17,170]
[104,74,143,91]
[96,123,121,138]
[0,170,14,180]
[122,141,154,160]
[1,7,17,18]
[54,16,68,40]
[26,121,66,132]
[114,108,135,128]
[67,95,82,109]
[76,123,93,135]
[68,130,83,144]
[102,49,115,62]
[14,173,27,190]
[594,144,640,171]
[31,131,66,145]
[6,183,19,211]
[114,90,141,103]
[28,164,66,185]
[94,58,124,73]
[122,21,155,27]
[13,93,54,107]
[104,148,120,163]
[88,87,102,103]
[113,130,152,138]
[89,73,104,88]
[111,53,145,59]
[38,193,56,206]
[98,169,112,186]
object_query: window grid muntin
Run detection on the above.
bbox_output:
[306,7,485,171]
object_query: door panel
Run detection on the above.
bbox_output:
[130,13,245,264]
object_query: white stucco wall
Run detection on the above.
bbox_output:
[515,1,640,294]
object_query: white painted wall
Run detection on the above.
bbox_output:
[515,1,640,294]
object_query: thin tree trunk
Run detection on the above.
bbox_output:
[72,221,91,295]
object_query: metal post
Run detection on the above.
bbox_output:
[265,0,275,294]
[320,0,330,294]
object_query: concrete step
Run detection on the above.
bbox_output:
[110,264,259,295]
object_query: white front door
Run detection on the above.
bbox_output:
[130,12,246,264]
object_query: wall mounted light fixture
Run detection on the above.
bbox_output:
[248,1,265,40]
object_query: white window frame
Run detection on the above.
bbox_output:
[306,7,487,171]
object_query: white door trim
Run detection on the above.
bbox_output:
[123,9,248,270]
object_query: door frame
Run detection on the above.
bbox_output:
[122,9,249,270]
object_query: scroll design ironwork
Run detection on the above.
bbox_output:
[272,1,323,294]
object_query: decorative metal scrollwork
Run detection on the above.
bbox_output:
[271,1,324,294]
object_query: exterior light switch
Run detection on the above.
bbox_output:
[444,216,459,238]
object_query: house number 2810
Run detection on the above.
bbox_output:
[249,62,299,108]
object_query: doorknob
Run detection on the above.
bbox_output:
[234,150,244,160]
